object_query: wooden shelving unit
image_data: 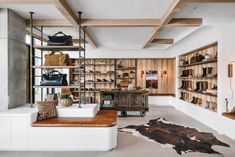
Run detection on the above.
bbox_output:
[70,58,115,103]
[178,42,218,112]
[178,59,217,68]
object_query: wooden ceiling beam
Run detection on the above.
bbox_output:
[151,39,174,45]
[0,0,54,4]
[26,18,202,27]
[81,19,161,27]
[167,18,202,27]
[53,0,97,48]
[142,0,187,48]
[186,0,235,2]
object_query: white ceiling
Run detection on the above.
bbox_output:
[0,4,65,19]
[66,0,173,19]
[1,1,235,50]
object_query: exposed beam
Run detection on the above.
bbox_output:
[0,0,54,4]
[186,0,235,2]
[81,19,161,27]
[142,0,187,48]
[167,18,202,27]
[26,19,72,27]
[53,0,97,48]
[26,18,202,27]
[151,39,174,45]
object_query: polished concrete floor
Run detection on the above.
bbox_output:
[0,106,235,157]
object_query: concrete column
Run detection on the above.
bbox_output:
[0,9,26,111]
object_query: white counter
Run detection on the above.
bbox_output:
[0,104,117,151]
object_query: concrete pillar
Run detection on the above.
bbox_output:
[0,9,26,111]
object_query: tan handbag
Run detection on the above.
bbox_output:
[44,51,69,66]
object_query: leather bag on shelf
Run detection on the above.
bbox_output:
[44,51,70,66]
[190,53,205,64]
[48,31,73,46]
[40,70,68,86]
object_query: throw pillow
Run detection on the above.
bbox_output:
[37,101,58,121]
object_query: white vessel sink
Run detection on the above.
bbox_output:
[56,104,99,117]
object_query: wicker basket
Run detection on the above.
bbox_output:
[59,98,73,107]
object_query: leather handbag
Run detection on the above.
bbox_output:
[190,53,205,63]
[48,31,73,46]
[44,51,70,66]
[40,70,68,86]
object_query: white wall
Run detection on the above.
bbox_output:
[167,22,235,140]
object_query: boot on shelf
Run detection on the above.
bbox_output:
[180,70,186,77]
[191,97,196,104]
[188,69,193,77]
[188,81,193,91]
[184,81,189,89]
[180,81,185,89]
[202,81,208,93]
[194,82,200,91]
[201,68,207,77]
[207,67,213,77]
[196,98,202,105]
[197,82,204,93]
[180,92,184,100]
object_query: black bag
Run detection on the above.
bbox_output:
[190,53,205,63]
[48,31,73,46]
[40,70,68,86]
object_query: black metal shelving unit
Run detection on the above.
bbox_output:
[29,11,86,108]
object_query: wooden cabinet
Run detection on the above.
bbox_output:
[100,90,148,117]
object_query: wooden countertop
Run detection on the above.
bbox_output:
[32,110,117,127]
[222,112,235,120]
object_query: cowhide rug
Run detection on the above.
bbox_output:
[119,118,229,155]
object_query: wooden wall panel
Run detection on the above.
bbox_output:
[137,58,175,95]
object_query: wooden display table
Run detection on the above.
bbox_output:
[100,90,149,117]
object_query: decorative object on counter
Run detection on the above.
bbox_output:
[59,94,74,107]
[40,70,68,86]
[48,31,73,46]
[230,107,235,114]
[119,118,229,155]
[190,53,205,64]
[37,101,58,121]
[44,51,70,66]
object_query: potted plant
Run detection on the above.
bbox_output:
[59,94,73,107]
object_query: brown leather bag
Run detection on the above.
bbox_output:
[44,51,69,66]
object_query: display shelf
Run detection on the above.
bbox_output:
[72,91,100,93]
[178,88,217,97]
[116,67,136,70]
[178,76,217,80]
[33,85,81,88]
[222,113,235,120]
[33,65,78,69]
[116,77,136,79]
[178,59,217,68]
[34,45,85,51]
